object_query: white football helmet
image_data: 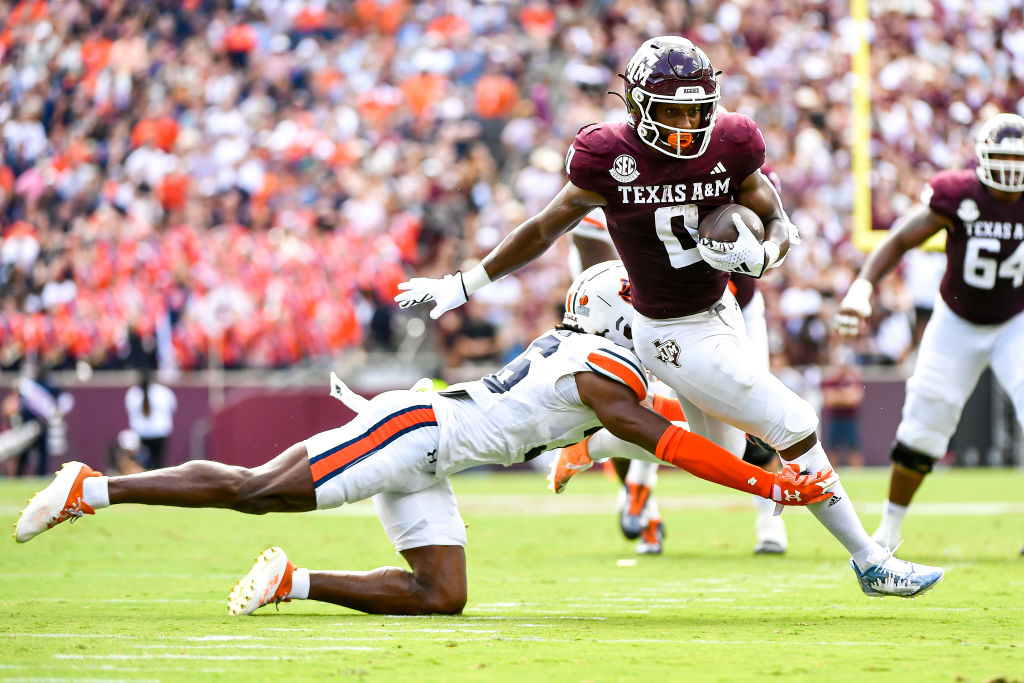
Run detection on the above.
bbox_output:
[975,113,1024,192]
[563,260,635,349]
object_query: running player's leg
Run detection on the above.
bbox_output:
[633,294,942,595]
[875,299,993,547]
[743,434,786,553]
[619,459,658,540]
[740,289,786,553]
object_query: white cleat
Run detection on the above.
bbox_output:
[14,462,100,543]
[851,547,944,598]
[754,513,788,555]
[228,547,296,616]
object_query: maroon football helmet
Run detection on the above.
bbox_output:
[620,36,720,159]
[975,113,1024,192]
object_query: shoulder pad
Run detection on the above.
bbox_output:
[582,339,648,401]
[572,122,622,157]
[925,170,974,218]
[716,112,758,143]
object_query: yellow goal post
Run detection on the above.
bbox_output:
[850,0,945,253]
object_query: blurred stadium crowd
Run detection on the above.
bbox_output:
[1,0,1023,380]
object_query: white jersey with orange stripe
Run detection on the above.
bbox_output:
[573,207,613,245]
[431,328,648,477]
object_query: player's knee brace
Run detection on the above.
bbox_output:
[742,433,778,467]
[890,441,935,475]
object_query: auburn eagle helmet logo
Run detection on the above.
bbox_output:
[618,278,632,303]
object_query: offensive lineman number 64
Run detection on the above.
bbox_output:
[964,237,1024,289]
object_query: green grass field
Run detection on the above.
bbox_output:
[2,467,1023,682]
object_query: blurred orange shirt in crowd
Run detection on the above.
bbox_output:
[353,0,406,34]
[131,116,179,151]
[475,73,519,119]
[401,73,446,119]
[159,173,189,212]
[520,3,556,35]
[224,23,256,53]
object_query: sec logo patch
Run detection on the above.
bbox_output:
[609,154,640,183]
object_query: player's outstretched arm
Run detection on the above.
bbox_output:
[395,182,604,318]
[835,205,950,336]
[575,373,835,505]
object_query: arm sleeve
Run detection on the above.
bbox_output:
[655,424,772,498]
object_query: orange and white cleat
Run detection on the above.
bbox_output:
[635,518,665,555]
[14,461,100,543]
[228,547,295,616]
[547,438,594,494]
[619,482,652,539]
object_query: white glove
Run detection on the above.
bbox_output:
[835,278,873,337]
[394,264,491,320]
[697,213,776,278]
[394,272,469,319]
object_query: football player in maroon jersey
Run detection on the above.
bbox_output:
[836,112,1024,550]
[562,204,787,556]
[398,36,943,597]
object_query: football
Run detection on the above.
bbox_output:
[698,204,765,245]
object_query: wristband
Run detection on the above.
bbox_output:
[846,277,873,302]
[461,263,492,296]
[763,241,781,269]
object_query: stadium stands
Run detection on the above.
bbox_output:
[1,0,1022,381]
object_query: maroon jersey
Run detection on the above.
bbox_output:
[566,113,766,318]
[925,170,1024,325]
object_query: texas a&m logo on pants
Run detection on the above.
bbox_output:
[652,339,681,367]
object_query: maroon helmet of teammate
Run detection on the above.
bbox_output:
[619,36,721,160]
[975,113,1024,193]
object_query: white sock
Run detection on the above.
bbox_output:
[878,500,908,542]
[288,568,310,600]
[82,476,110,509]
[752,493,776,519]
[642,496,661,525]
[788,443,879,570]
[625,460,658,487]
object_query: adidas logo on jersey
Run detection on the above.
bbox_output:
[710,162,727,175]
